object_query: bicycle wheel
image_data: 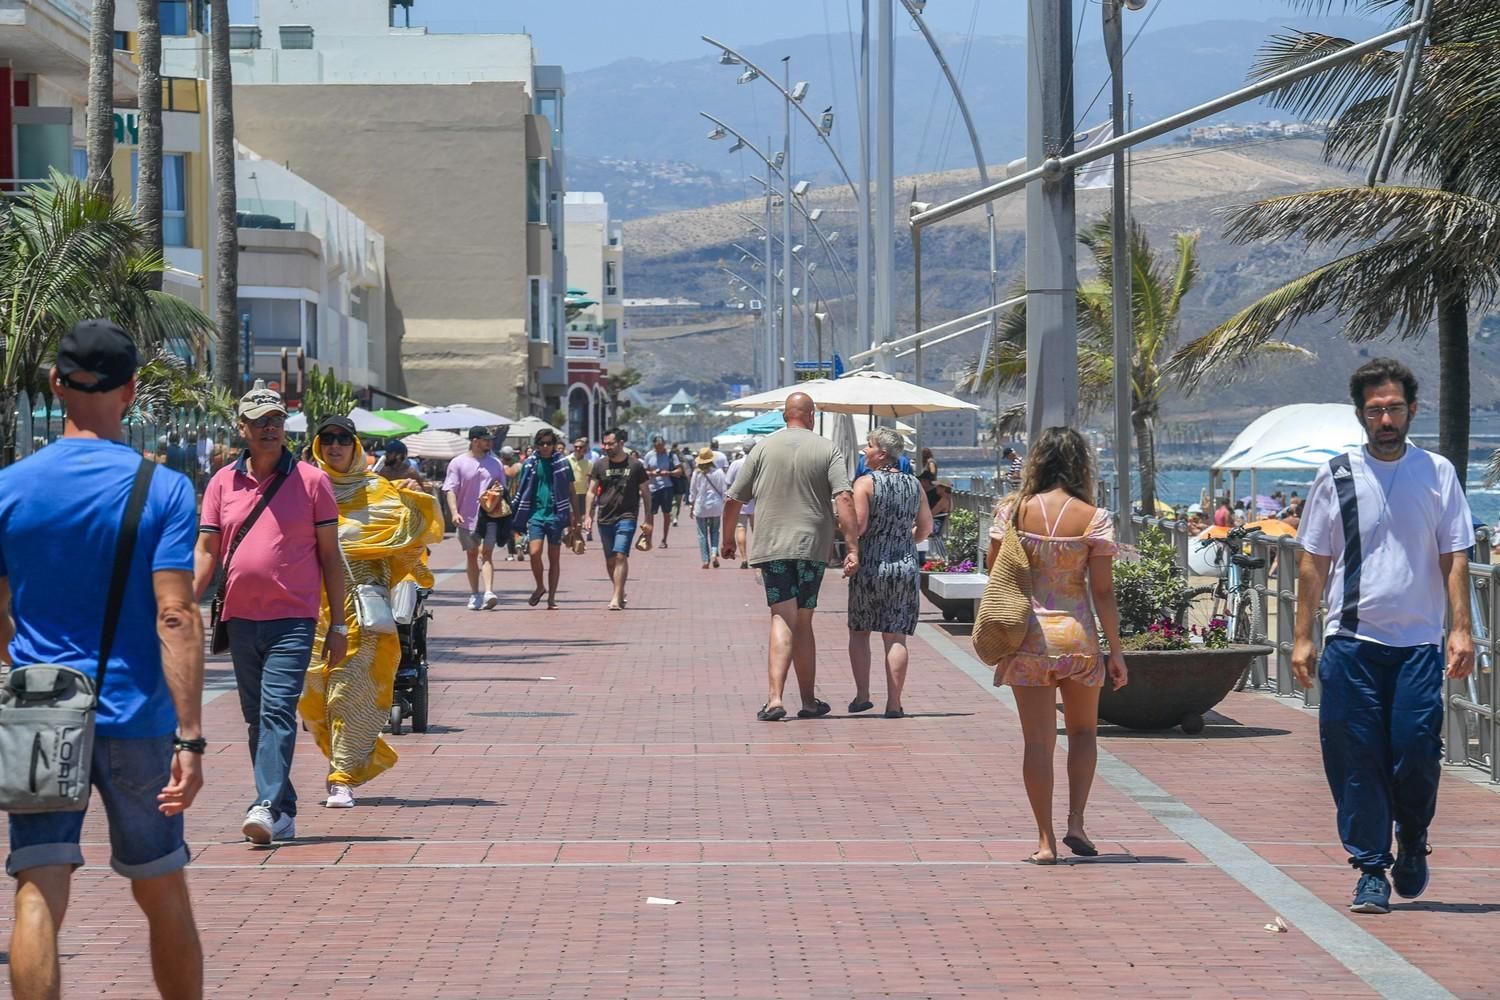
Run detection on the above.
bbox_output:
[1174,586,1221,632]
[1231,588,1263,691]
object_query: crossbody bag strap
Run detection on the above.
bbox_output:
[96,458,157,692]
[215,467,292,604]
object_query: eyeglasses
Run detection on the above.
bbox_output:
[1362,404,1409,420]
[318,432,355,446]
[246,414,285,429]
[538,439,557,448]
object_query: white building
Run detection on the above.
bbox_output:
[561,192,625,443]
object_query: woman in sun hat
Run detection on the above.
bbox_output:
[689,446,730,569]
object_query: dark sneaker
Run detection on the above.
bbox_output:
[1392,840,1431,899]
[1350,871,1391,914]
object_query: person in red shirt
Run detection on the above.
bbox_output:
[193,381,347,846]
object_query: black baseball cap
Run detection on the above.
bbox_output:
[315,415,357,438]
[468,425,493,440]
[55,319,139,393]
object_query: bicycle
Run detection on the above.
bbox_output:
[1175,525,1265,690]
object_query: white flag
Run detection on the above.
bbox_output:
[1074,121,1115,190]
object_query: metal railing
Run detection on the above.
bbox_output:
[953,482,1495,780]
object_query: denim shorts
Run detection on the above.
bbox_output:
[527,518,566,546]
[8,734,189,880]
[598,518,638,556]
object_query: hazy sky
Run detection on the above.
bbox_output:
[229,1,1323,73]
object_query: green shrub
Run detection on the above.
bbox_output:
[1112,527,1191,636]
[945,509,979,565]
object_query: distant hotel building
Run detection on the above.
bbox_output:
[562,192,624,444]
[1188,120,1327,145]
[222,0,570,418]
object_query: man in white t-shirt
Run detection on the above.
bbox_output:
[725,444,756,568]
[1293,358,1474,917]
[709,438,729,471]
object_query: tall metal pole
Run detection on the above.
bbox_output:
[764,170,776,390]
[1025,0,1078,439]
[1105,0,1134,539]
[874,0,895,367]
[858,0,873,364]
[782,58,796,386]
[801,210,811,363]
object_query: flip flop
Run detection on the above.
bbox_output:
[797,699,832,719]
[1062,835,1099,858]
[848,699,874,713]
[883,708,905,719]
[756,704,787,722]
[1022,853,1059,866]
[528,588,545,607]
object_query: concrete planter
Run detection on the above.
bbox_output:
[919,572,978,623]
[1099,644,1274,733]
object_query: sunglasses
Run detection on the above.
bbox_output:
[318,431,355,446]
[246,414,285,429]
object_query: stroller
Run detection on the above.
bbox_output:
[387,580,433,735]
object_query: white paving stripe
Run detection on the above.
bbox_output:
[916,622,1457,1000]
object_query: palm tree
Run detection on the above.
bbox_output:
[606,366,644,428]
[135,0,163,291]
[1168,0,1500,488]
[0,174,216,462]
[86,0,116,198]
[960,214,1306,513]
[135,0,164,289]
[209,0,239,390]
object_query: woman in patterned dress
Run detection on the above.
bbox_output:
[989,427,1127,864]
[847,427,932,718]
[302,417,443,808]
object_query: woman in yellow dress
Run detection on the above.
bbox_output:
[304,415,443,808]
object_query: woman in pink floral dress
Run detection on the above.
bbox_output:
[988,427,1128,865]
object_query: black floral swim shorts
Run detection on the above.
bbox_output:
[758,559,827,610]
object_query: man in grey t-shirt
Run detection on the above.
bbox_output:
[722,392,857,722]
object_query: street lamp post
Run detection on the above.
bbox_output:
[781,56,795,386]
[1105,0,1135,540]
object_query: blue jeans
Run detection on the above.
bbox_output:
[598,518,637,557]
[527,517,565,546]
[696,515,721,563]
[1318,637,1444,872]
[227,617,316,819]
[7,734,188,879]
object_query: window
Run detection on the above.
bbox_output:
[113,30,132,51]
[528,277,550,343]
[162,77,200,112]
[237,298,302,348]
[601,318,619,351]
[527,159,547,224]
[605,261,618,297]
[534,90,563,150]
[305,302,319,358]
[71,148,87,180]
[552,291,563,353]
[160,0,190,36]
[132,152,189,246]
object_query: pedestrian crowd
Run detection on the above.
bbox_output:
[0,322,1476,997]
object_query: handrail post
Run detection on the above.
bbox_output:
[1276,536,1296,696]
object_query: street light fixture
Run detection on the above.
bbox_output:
[820,107,834,135]
[728,138,747,153]
[718,50,741,65]
[791,81,809,102]
[707,126,726,140]
[809,208,824,222]
[792,180,811,198]
[737,68,759,85]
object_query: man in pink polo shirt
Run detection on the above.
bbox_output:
[194,381,347,845]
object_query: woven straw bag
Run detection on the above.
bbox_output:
[972,498,1034,665]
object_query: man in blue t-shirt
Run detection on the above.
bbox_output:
[0,320,205,996]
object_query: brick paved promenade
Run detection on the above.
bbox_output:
[4,536,1498,998]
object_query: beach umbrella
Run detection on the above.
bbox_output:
[506,416,561,444]
[399,404,515,431]
[286,407,404,435]
[402,429,469,460]
[726,371,976,417]
[831,412,860,480]
[369,409,429,436]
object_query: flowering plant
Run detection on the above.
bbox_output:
[951,559,976,574]
[1122,616,1190,651]
[921,558,947,572]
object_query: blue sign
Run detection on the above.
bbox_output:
[832,353,845,379]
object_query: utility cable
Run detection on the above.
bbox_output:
[1073,0,1162,138]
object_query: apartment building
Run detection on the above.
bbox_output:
[562,191,625,443]
[223,0,570,417]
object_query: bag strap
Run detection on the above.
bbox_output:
[215,463,292,604]
[96,458,156,690]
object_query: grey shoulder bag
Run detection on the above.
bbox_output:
[0,458,155,813]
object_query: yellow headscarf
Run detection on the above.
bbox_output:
[310,435,443,588]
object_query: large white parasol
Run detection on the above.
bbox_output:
[399,404,515,431]
[726,371,978,417]
[286,407,405,434]
[401,429,470,460]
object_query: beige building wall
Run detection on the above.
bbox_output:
[232,81,534,414]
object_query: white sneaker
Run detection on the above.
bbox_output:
[270,812,296,841]
[242,804,274,845]
[483,591,499,610]
[325,783,355,808]
[467,593,483,611]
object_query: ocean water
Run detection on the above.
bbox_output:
[945,462,1500,526]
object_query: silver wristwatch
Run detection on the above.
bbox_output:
[330,624,350,635]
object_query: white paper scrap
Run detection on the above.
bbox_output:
[1263,916,1289,933]
[540,676,557,681]
[646,897,680,906]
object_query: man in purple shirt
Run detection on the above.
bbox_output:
[443,426,507,610]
